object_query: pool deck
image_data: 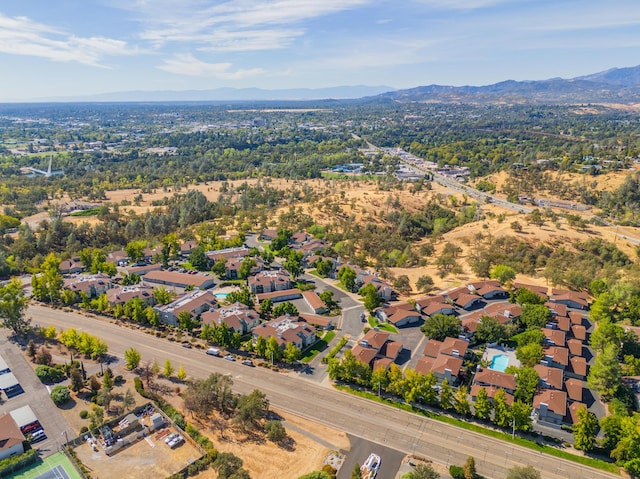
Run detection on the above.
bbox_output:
[483,346,520,371]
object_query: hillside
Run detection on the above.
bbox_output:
[376,65,640,105]
[54,172,640,294]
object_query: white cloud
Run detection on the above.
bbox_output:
[0,13,133,67]
[114,0,370,51]
[411,0,513,10]
[157,53,265,79]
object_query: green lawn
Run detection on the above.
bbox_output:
[336,385,620,475]
[70,207,102,217]
[7,452,83,479]
[367,317,398,333]
[301,331,336,363]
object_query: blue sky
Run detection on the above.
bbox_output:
[1,0,639,101]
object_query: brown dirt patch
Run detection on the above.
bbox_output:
[163,389,349,479]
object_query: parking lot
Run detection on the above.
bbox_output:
[0,335,74,456]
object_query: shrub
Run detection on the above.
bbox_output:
[264,420,287,443]
[79,410,89,419]
[185,424,216,455]
[321,464,337,478]
[322,337,348,364]
[51,385,71,406]
[80,426,89,434]
[35,365,66,384]
[449,465,465,479]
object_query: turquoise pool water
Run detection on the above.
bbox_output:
[214,293,228,299]
[489,354,510,372]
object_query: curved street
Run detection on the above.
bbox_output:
[25,304,620,479]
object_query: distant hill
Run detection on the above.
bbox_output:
[375,65,640,104]
[49,85,394,103]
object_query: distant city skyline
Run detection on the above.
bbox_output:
[1,0,639,102]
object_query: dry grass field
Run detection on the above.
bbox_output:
[23,168,640,295]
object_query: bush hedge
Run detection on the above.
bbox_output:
[35,364,66,384]
[0,449,38,477]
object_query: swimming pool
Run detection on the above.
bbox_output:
[489,354,510,372]
[214,293,228,299]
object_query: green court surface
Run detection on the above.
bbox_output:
[6,452,82,479]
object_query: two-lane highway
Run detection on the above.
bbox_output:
[27,304,619,479]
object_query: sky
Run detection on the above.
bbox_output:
[1,0,640,101]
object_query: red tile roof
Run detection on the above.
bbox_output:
[564,378,583,401]
[484,302,522,318]
[351,345,378,366]
[571,324,587,341]
[415,356,435,376]
[533,364,563,390]
[567,402,587,425]
[555,316,570,332]
[424,339,443,358]
[361,329,391,350]
[430,354,463,376]
[545,301,568,317]
[569,311,584,325]
[474,368,516,390]
[514,283,548,296]
[542,328,566,347]
[543,346,569,366]
[570,357,587,377]
[0,414,24,452]
[534,389,567,416]
[566,339,584,357]
[470,385,514,405]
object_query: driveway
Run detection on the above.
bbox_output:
[301,273,364,338]
[337,434,405,479]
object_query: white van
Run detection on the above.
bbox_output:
[206,348,220,356]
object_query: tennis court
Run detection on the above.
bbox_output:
[6,452,82,479]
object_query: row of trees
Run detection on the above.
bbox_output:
[328,353,536,434]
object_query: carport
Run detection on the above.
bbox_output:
[0,372,23,398]
[0,355,10,375]
[9,404,39,431]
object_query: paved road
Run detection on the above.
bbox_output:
[27,304,619,479]
[303,274,364,337]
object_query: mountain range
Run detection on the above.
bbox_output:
[35,65,640,104]
[376,65,640,104]
[48,85,393,103]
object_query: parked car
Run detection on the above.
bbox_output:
[30,429,47,443]
[241,359,254,367]
[224,354,235,361]
[181,342,192,349]
[206,348,220,356]
[168,435,184,448]
[164,433,179,444]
